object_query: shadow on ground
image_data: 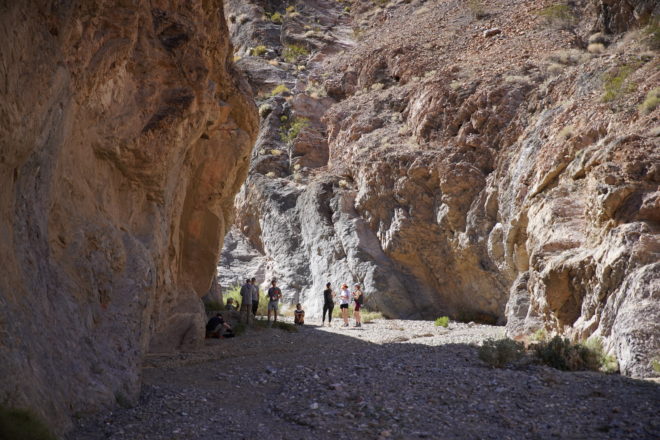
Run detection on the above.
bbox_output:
[68,320,660,440]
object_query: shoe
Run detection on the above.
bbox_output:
[343,323,348,327]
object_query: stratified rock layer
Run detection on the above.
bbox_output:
[0,0,257,432]
[223,0,658,377]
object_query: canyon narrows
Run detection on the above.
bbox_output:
[0,0,658,436]
[220,0,659,378]
[0,0,257,432]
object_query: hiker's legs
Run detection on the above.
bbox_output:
[252,302,258,317]
[328,305,334,323]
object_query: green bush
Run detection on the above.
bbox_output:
[639,87,660,114]
[478,338,525,368]
[270,84,290,96]
[532,328,548,342]
[534,336,600,371]
[652,359,660,373]
[602,63,640,102]
[0,406,57,440]
[536,3,576,30]
[268,12,283,24]
[583,337,618,373]
[280,117,310,144]
[282,44,309,62]
[434,316,449,327]
[250,45,267,56]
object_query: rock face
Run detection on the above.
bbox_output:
[0,0,257,432]
[222,0,659,377]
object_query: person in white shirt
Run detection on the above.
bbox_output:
[339,284,351,327]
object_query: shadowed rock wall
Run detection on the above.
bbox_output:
[0,0,257,432]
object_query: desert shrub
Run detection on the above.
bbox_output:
[270,84,290,96]
[558,125,575,140]
[534,336,600,371]
[280,117,310,144]
[362,309,383,323]
[0,406,57,440]
[532,328,548,342]
[583,337,618,373]
[641,18,660,50]
[223,285,242,307]
[467,0,489,19]
[536,3,576,30]
[639,87,660,114]
[282,44,309,62]
[286,5,295,13]
[268,12,283,24]
[250,45,267,56]
[204,301,223,312]
[547,49,590,66]
[255,319,298,332]
[587,43,605,54]
[478,338,525,368]
[602,63,640,102]
[652,359,660,373]
[434,316,449,327]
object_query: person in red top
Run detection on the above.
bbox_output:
[267,279,282,325]
[352,284,364,328]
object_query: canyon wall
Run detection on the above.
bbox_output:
[0,0,257,432]
[221,0,658,377]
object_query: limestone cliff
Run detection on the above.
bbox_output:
[221,0,658,377]
[0,0,257,432]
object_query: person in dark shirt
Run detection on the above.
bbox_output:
[205,313,233,338]
[322,282,335,327]
[267,280,282,325]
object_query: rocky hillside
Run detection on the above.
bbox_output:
[220,0,659,377]
[0,0,257,432]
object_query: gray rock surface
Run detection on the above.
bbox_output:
[222,0,660,377]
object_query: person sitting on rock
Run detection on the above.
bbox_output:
[294,303,305,326]
[224,298,237,311]
[205,313,234,338]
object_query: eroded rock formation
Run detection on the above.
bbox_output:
[222,0,658,377]
[0,0,257,432]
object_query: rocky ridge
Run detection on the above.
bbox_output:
[220,0,659,377]
[0,0,257,432]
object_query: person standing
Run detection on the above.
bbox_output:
[339,283,351,327]
[322,282,336,327]
[250,277,259,317]
[352,284,364,328]
[267,280,282,325]
[239,278,253,324]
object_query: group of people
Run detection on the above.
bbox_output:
[238,278,283,325]
[213,278,364,332]
[322,282,364,328]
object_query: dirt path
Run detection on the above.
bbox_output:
[68,319,659,440]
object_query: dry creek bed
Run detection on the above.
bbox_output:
[68,319,660,440]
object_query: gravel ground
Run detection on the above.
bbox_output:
[68,319,660,440]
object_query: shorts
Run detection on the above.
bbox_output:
[268,301,279,311]
[340,304,348,309]
[354,302,362,311]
